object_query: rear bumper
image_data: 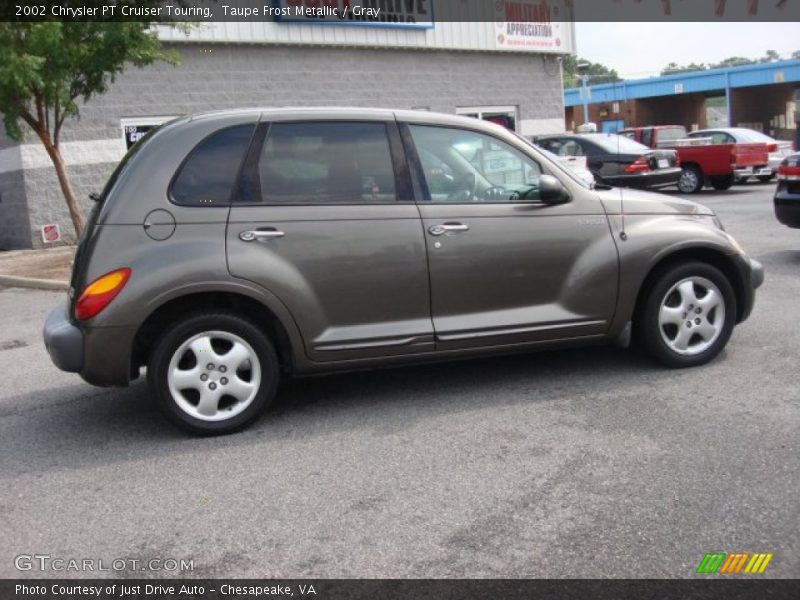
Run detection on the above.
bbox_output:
[43,302,136,387]
[606,168,681,189]
[43,302,83,373]
[774,185,800,228]
[734,166,772,179]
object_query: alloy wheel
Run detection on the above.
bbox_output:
[658,277,725,356]
[167,331,261,421]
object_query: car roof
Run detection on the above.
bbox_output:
[186,106,511,134]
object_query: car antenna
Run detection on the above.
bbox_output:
[615,80,628,241]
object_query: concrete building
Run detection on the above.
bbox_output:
[0,17,575,250]
[564,59,800,137]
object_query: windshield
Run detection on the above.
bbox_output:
[586,134,650,154]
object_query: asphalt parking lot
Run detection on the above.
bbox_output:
[1,182,797,579]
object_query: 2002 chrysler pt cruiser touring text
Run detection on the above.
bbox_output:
[43,109,764,434]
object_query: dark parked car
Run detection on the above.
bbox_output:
[44,109,763,434]
[774,152,800,228]
[536,133,681,190]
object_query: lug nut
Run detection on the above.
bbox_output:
[207,363,215,370]
[695,318,701,325]
[220,377,228,385]
[219,366,227,373]
[695,307,702,314]
[200,374,208,382]
[686,322,692,328]
[209,382,217,390]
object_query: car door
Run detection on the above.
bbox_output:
[403,123,619,350]
[226,117,433,362]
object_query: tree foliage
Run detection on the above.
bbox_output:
[661,49,796,76]
[562,55,622,88]
[0,21,181,237]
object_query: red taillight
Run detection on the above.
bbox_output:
[777,164,800,181]
[74,268,132,321]
[767,143,778,153]
[625,155,651,173]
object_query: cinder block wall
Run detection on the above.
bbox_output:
[2,44,564,249]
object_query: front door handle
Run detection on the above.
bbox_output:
[428,223,470,236]
[239,229,285,242]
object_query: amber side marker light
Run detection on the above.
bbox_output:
[75,268,132,321]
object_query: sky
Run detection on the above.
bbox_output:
[574,22,800,79]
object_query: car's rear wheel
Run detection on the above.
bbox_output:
[148,312,279,435]
[757,174,775,183]
[637,262,736,368]
[677,165,704,194]
[710,174,734,191]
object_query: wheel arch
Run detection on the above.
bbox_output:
[631,246,748,329]
[132,290,298,378]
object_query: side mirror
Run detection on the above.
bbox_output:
[538,174,571,205]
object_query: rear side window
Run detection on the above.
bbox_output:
[253,121,397,204]
[170,124,255,206]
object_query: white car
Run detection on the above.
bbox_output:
[689,127,794,182]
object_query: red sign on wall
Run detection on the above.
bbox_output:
[41,224,62,244]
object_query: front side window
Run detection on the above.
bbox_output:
[254,121,397,204]
[409,125,543,203]
[170,124,256,206]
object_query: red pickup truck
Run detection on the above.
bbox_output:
[620,125,768,194]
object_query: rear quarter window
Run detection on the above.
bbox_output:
[170,124,256,206]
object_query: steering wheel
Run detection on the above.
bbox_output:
[446,173,478,202]
[482,186,511,201]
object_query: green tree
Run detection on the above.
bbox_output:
[759,49,781,63]
[0,22,181,237]
[661,62,707,75]
[563,55,622,88]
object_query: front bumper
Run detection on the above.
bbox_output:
[43,302,84,373]
[734,255,764,323]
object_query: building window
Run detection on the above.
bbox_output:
[456,106,518,132]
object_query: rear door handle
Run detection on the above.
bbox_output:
[428,223,470,236]
[239,229,285,242]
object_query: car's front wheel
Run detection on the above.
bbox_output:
[637,262,736,368]
[148,312,279,435]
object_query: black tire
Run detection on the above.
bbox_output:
[636,261,737,368]
[757,174,775,183]
[147,312,279,435]
[710,174,734,191]
[677,165,704,194]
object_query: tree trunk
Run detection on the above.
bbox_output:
[41,138,86,239]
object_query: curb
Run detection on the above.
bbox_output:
[0,274,69,291]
